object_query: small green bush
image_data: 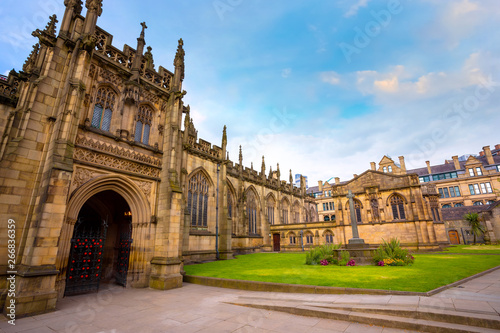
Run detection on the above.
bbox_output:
[305,243,341,265]
[339,250,351,266]
[373,238,414,266]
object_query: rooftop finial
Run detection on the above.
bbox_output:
[140,21,147,38]
[239,145,243,164]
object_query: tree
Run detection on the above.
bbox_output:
[463,213,486,244]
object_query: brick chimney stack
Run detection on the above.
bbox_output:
[370,162,376,170]
[318,180,323,192]
[425,161,432,174]
[335,177,340,185]
[398,156,406,173]
[452,156,461,170]
[483,146,495,165]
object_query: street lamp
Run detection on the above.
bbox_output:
[216,163,220,260]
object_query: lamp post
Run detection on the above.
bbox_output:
[300,230,304,251]
[216,163,220,260]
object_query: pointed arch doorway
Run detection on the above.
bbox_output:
[65,190,133,296]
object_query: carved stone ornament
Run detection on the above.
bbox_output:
[71,167,104,193]
[85,0,103,16]
[65,0,83,15]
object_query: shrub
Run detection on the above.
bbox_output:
[339,250,351,266]
[305,243,342,266]
[373,238,414,266]
[346,259,356,266]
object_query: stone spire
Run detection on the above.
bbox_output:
[131,22,147,81]
[174,38,185,86]
[289,169,293,185]
[22,43,40,73]
[277,163,280,180]
[32,15,58,46]
[222,125,227,147]
[83,0,103,35]
[261,156,266,182]
[60,0,83,37]
[239,145,243,165]
[269,166,273,179]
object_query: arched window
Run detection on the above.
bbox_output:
[324,216,330,221]
[331,214,336,221]
[442,204,452,208]
[281,200,289,224]
[325,232,334,244]
[247,191,258,235]
[473,201,483,206]
[267,197,275,225]
[454,203,464,207]
[227,191,233,218]
[292,203,300,223]
[354,200,362,223]
[390,195,406,220]
[188,172,209,227]
[134,104,153,145]
[487,200,495,205]
[305,232,314,244]
[91,87,116,131]
[289,232,296,244]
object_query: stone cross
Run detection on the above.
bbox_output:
[347,189,364,244]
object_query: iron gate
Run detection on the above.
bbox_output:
[65,218,107,296]
[115,228,132,287]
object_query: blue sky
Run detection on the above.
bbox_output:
[1,0,499,185]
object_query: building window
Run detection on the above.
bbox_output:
[476,167,483,176]
[442,204,452,208]
[454,203,464,207]
[281,201,289,224]
[432,172,458,181]
[227,191,233,219]
[329,202,334,210]
[267,205,274,225]
[468,168,475,177]
[419,176,431,183]
[305,233,313,244]
[91,87,116,131]
[388,165,392,173]
[188,172,209,227]
[325,232,333,244]
[487,200,495,205]
[473,201,483,206]
[354,200,362,223]
[449,186,461,197]
[289,233,296,244]
[390,195,406,220]
[134,105,153,145]
[323,203,327,211]
[469,184,481,195]
[484,182,493,193]
[497,165,500,172]
[247,191,258,235]
[324,216,330,221]
[383,166,387,173]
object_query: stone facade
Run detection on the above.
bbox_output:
[0,2,316,317]
[298,170,448,251]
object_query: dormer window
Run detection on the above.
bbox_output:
[475,167,482,176]
[383,166,387,173]
[388,165,392,173]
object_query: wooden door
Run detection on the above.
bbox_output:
[273,234,281,252]
[448,230,460,245]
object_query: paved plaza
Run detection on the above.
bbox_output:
[1,268,499,333]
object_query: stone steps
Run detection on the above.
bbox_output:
[229,300,500,333]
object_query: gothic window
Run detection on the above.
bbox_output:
[289,232,296,244]
[325,232,334,244]
[292,203,300,223]
[188,172,209,227]
[354,200,362,223]
[324,216,330,221]
[247,191,258,235]
[134,104,153,145]
[281,200,289,224]
[227,191,233,218]
[390,195,406,220]
[267,197,275,225]
[305,233,313,244]
[91,87,116,131]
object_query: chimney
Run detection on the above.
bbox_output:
[398,156,406,173]
[335,177,340,185]
[425,161,431,175]
[495,144,500,150]
[483,146,495,165]
[318,180,323,192]
[353,174,358,178]
[452,156,461,170]
[370,162,376,170]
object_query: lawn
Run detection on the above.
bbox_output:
[184,252,500,292]
[439,244,500,254]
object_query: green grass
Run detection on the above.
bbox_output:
[439,244,500,254]
[184,252,500,292]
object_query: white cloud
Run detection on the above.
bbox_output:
[320,71,340,85]
[344,0,372,18]
[281,68,292,78]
